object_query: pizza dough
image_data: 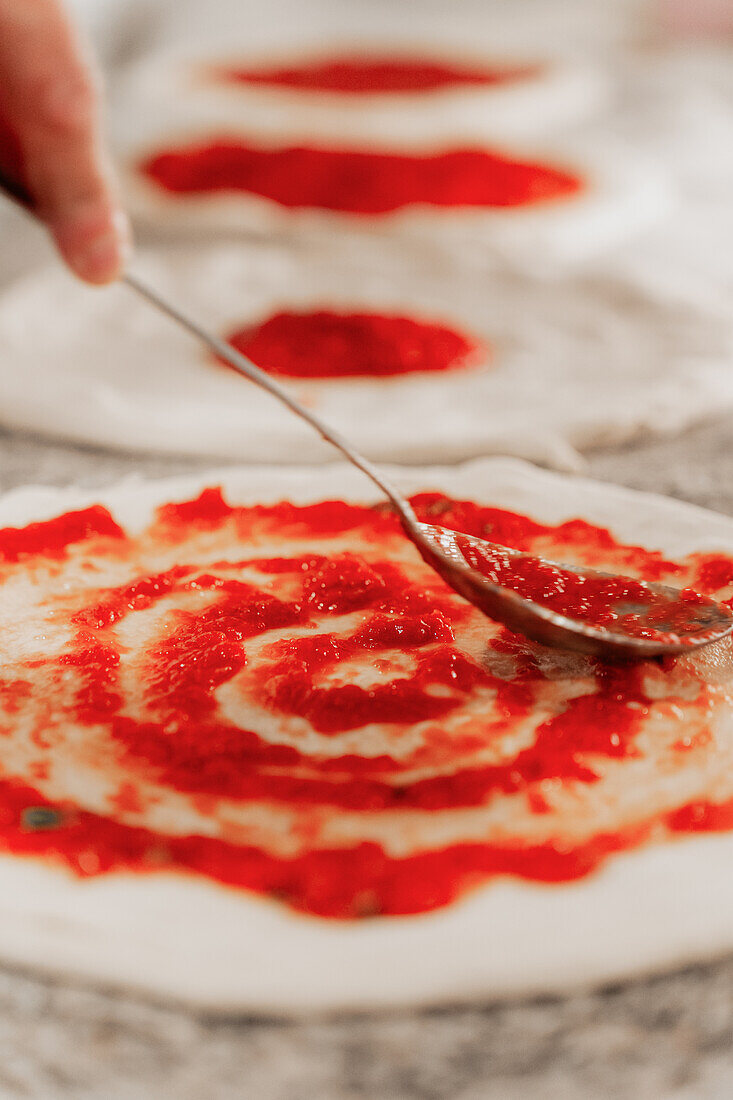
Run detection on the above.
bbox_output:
[115,45,608,150]
[0,242,729,469]
[110,23,667,268]
[2,457,733,1013]
[117,121,669,270]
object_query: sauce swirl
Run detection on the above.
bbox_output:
[0,488,731,919]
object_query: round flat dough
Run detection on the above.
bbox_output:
[117,125,670,270]
[111,29,666,268]
[1,458,733,1013]
[0,242,728,469]
[116,46,608,149]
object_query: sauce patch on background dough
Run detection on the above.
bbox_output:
[141,142,582,214]
[0,488,732,919]
[217,56,540,94]
[223,310,483,379]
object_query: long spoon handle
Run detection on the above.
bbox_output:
[122,270,417,524]
[0,167,417,525]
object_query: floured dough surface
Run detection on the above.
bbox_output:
[0,243,729,469]
[2,458,733,1013]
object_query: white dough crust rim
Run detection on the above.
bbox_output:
[1,457,733,1014]
[0,242,727,470]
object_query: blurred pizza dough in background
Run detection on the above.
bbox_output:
[116,0,659,59]
[1,0,732,466]
[117,45,609,149]
[601,44,733,302]
[0,240,729,467]
[118,133,671,270]
[0,0,665,287]
[108,0,674,267]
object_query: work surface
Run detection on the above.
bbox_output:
[0,419,730,1100]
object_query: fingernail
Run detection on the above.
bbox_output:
[68,210,132,284]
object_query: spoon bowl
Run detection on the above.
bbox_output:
[412,522,733,658]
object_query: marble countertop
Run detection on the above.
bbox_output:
[0,419,730,1100]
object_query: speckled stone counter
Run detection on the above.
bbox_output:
[0,419,730,1099]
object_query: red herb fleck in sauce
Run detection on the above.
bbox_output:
[0,488,731,919]
[223,310,482,379]
[141,142,582,214]
[218,56,540,94]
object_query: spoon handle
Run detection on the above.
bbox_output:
[0,167,417,526]
[123,270,417,524]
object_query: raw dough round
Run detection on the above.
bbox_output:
[0,458,733,1013]
[0,242,727,468]
[117,125,671,269]
[116,45,608,150]
[111,33,666,267]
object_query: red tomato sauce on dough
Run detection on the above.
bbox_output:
[453,535,720,644]
[218,57,539,94]
[141,142,582,214]
[0,489,732,919]
[223,310,482,379]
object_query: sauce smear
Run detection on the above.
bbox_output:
[224,310,482,379]
[0,488,730,919]
[142,142,582,213]
[219,56,539,94]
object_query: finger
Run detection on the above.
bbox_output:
[0,0,131,283]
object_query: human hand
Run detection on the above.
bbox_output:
[0,0,130,284]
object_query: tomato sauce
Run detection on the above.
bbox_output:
[0,487,731,919]
[218,57,539,94]
[224,310,482,379]
[141,142,582,214]
[452,534,722,644]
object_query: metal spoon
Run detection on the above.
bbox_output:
[2,174,731,659]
